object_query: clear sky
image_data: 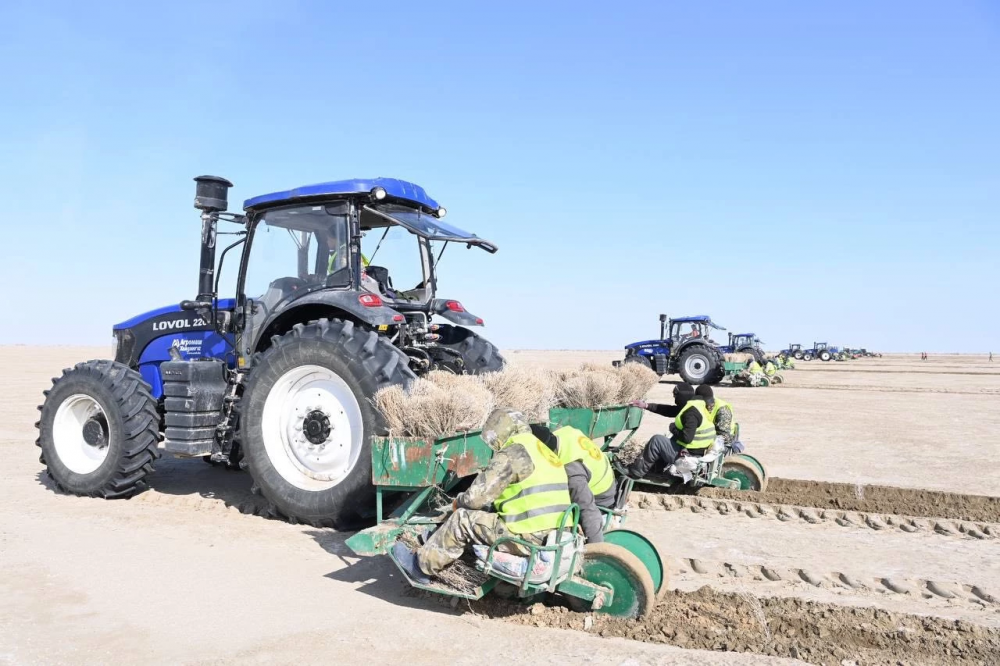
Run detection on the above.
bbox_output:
[1,0,997,352]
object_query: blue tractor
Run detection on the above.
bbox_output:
[35,176,503,528]
[619,315,727,385]
[719,332,766,364]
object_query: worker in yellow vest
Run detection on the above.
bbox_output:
[624,383,716,479]
[694,385,740,450]
[530,423,616,543]
[393,408,571,583]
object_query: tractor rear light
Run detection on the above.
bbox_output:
[358,294,383,307]
[429,324,440,332]
[476,318,484,325]
[392,314,405,322]
[445,300,464,312]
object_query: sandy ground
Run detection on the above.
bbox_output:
[2,346,998,664]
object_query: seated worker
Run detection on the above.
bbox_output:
[763,359,777,376]
[747,358,763,375]
[694,384,737,448]
[530,423,615,544]
[392,409,571,584]
[623,383,715,479]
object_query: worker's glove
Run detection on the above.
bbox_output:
[629,399,648,410]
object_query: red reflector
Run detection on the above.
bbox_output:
[425,334,441,342]
[476,318,484,325]
[358,294,383,307]
[393,314,404,322]
[445,300,464,312]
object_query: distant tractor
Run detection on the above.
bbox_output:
[619,315,727,385]
[806,342,834,362]
[721,333,766,364]
[781,343,805,360]
[35,175,503,528]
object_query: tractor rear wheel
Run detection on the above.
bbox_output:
[793,350,804,360]
[677,345,724,385]
[240,319,415,528]
[739,347,765,364]
[819,350,832,362]
[802,352,814,361]
[433,325,505,375]
[36,360,160,498]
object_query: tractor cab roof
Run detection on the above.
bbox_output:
[671,315,724,328]
[244,177,497,253]
[244,177,439,212]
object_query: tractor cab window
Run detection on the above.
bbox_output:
[359,206,430,302]
[244,204,349,307]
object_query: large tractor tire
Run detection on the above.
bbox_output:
[677,345,724,385]
[739,347,765,365]
[239,318,415,528]
[434,325,505,375]
[793,350,804,360]
[802,352,814,361]
[819,350,832,362]
[36,360,160,498]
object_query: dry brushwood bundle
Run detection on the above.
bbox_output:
[475,365,557,423]
[555,368,622,409]
[724,352,754,364]
[374,378,495,439]
[614,362,659,404]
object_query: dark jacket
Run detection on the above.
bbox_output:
[646,398,705,446]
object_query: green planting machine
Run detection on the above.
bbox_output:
[346,404,767,618]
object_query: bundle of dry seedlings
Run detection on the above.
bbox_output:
[558,362,659,408]
[374,378,495,439]
[723,352,754,364]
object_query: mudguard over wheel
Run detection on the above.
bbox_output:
[434,325,505,375]
[240,318,415,528]
[576,542,655,618]
[677,344,724,385]
[36,360,160,498]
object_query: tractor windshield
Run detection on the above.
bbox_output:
[244,203,351,301]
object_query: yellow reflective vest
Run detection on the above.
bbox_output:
[706,398,737,436]
[553,426,614,496]
[674,400,716,450]
[764,361,776,376]
[494,433,572,534]
[748,361,763,374]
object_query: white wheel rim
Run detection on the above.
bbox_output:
[261,364,364,491]
[684,354,709,380]
[52,394,111,474]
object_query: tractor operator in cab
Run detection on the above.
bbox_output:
[392,409,571,584]
[684,324,701,339]
[530,423,616,544]
[694,385,740,450]
[621,383,715,479]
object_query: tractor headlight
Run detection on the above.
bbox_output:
[436,207,447,218]
[371,186,387,201]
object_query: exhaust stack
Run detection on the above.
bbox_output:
[193,176,233,301]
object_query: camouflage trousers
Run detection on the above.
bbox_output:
[417,508,545,576]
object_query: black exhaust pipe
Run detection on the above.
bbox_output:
[193,176,233,301]
[659,314,668,340]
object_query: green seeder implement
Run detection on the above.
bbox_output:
[346,404,769,617]
[346,405,666,617]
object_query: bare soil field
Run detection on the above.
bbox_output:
[2,347,998,664]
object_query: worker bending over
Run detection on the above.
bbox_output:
[530,423,615,544]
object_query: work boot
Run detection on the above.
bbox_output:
[391,541,432,585]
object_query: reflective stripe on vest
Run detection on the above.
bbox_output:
[674,400,716,450]
[552,426,614,497]
[494,433,571,535]
[707,398,737,435]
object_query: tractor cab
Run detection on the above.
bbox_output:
[663,315,725,345]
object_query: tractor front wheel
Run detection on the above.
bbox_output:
[36,360,160,498]
[240,319,415,528]
[793,350,804,360]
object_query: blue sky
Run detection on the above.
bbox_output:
[1,0,997,352]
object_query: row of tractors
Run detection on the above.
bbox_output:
[780,343,881,362]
